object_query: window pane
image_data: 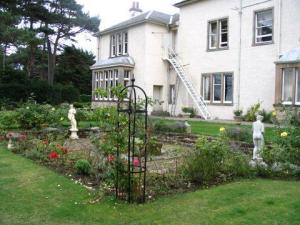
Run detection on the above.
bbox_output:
[169,85,175,104]
[297,69,300,103]
[224,74,233,102]
[257,10,272,27]
[213,74,221,102]
[209,22,217,49]
[203,76,210,101]
[219,20,228,48]
[282,68,294,103]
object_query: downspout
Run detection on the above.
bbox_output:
[237,0,243,109]
[277,0,282,57]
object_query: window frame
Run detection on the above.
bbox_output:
[281,68,294,105]
[110,31,128,57]
[201,72,234,105]
[253,8,274,46]
[168,85,176,105]
[296,68,300,105]
[207,17,229,51]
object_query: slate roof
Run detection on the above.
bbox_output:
[275,47,300,64]
[96,11,179,36]
[90,56,135,69]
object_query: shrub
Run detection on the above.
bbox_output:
[184,137,251,184]
[259,109,272,123]
[154,120,186,133]
[244,102,261,122]
[224,127,252,143]
[182,107,196,118]
[79,94,91,103]
[75,159,91,175]
[0,110,19,129]
[0,83,29,102]
[233,109,243,117]
[151,111,170,117]
[61,84,80,103]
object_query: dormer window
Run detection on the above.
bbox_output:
[110,31,128,57]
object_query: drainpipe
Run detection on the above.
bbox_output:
[277,0,282,57]
[237,0,243,110]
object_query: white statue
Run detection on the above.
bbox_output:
[68,104,79,139]
[252,114,264,160]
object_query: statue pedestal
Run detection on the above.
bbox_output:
[70,128,79,140]
[249,158,267,168]
[7,139,14,150]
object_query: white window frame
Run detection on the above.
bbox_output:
[282,68,294,105]
[202,75,210,103]
[223,74,233,104]
[95,72,99,100]
[123,32,128,55]
[111,35,116,57]
[219,19,228,49]
[296,68,300,105]
[208,21,218,50]
[255,9,273,44]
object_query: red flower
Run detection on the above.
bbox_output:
[107,154,114,163]
[48,151,59,159]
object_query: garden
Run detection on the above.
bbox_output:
[0,93,300,223]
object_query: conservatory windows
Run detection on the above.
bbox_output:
[201,72,233,104]
[280,68,300,105]
[254,9,273,45]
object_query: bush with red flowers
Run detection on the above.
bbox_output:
[48,151,59,159]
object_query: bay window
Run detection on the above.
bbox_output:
[202,72,233,104]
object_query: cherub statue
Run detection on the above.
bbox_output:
[68,104,77,130]
[252,114,264,160]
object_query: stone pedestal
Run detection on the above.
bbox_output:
[7,139,13,150]
[70,128,79,140]
[249,158,267,168]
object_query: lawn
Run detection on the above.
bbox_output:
[1,147,300,225]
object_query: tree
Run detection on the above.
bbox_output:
[55,45,95,94]
[42,0,100,85]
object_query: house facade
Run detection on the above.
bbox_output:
[91,0,300,120]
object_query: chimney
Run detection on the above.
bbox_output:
[129,1,143,17]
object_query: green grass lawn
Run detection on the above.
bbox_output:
[1,147,300,225]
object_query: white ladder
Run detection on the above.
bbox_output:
[166,48,211,120]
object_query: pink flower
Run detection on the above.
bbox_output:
[133,158,140,167]
[107,154,114,163]
[48,151,59,159]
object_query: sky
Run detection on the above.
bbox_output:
[75,0,179,56]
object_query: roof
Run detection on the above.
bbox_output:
[96,11,179,36]
[174,0,202,8]
[275,47,300,64]
[90,56,135,70]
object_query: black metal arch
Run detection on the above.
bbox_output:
[116,78,148,203]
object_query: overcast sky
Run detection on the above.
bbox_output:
[75,0,179,56]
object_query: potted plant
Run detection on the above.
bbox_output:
[233,109,243,122]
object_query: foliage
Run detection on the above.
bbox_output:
[56,46,95,94]
[182,107,196,118]
[75,159,91,175]
[150,111,170,117]
[0,110,19,129]
[233,109,243,117]
[61,84,80,103]
[153,120,186,133]
[224,127,252,143]
[243,102,261,122]
[183,137,251,184]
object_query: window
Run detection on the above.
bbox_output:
[254,9,273,44]
[224,73,233,103]
[208,18,228,50]
[282,68,294,104]
[110,32,128,57]
[124,70,130,87]
[297,69,300,105]
[202,75,210,102]
[201,72,233,104]
[169,85,175,104]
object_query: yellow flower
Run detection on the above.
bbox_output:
[280,132,288,137]
[219,127,225,132]
[272,111,277,117]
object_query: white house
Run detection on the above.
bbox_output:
[91,0,300,120]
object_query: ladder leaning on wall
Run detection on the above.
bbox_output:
[165,48,211,120]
